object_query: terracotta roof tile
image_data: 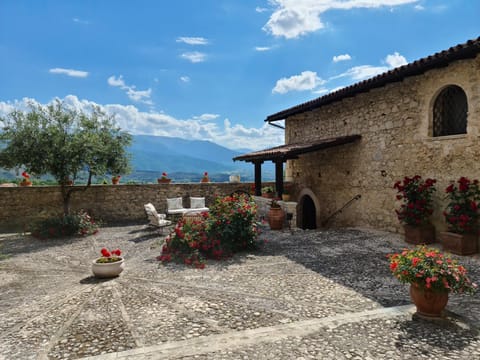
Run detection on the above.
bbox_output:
[233,135,361,162]
[266,37,480,122]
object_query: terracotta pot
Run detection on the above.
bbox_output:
[157,178,171,184]
[403,223,435,245]
[200,177,209,183]
[92,257,125,278]
[281,194,291,202]
[112,178,120,185]
[439,231,478,255]
[409,284,448,318]
[268,207,285,230]
[19,181,32,187]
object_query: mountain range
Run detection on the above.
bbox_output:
[0,135,274,182]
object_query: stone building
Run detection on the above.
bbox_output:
[235,37,480,234]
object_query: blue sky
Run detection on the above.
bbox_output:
[1,0,479,151]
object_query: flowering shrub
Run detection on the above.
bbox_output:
[96,248,122,263]
[32,210,101,239]
[443,177,480,234]
[388,246,477,294]
[158,193,258,268]
[394,176,436,226]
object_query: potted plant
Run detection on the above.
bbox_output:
[201,171,210,183]
[440,176,480,255]
[394,176,436,244]
[388,246,477,317]
[111,175,121,185]
[158,172,171,184]
[268,199,285,230]
[262,186,275,199]
[92,248,124,278]
[19,171,32,186]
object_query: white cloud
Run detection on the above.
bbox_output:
[333,65,389,81]
[264,0,419,39]
[0,96,283,151]
[385,51,408,68]
[181,51,207,63]
[72,17,90,25]
[107,75,152,105]
[332,54,351,62]
[49,68,89,78]
[176,37,209,45]
[180,76,190,83]
[272,71,325,94]
[255,6,269,13]
[255,46,272,52]
[414,4,425,10]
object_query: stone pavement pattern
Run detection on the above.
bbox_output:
[0,225,479,359]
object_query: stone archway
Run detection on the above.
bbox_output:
[297,188,321,229]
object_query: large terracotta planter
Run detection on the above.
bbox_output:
[157,178,171,184]
[409,284,448,318]
[403,223,435,245]
[439,231,478,255]
[268,207,285,230]
[92,258,125,278]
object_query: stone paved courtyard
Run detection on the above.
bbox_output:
[0,224,479,359]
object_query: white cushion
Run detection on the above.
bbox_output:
[167,197,183,210]
[190,197,205,209]
[167,208,188,215]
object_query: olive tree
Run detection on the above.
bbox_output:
[0,100,132,214]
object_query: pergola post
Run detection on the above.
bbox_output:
[274,160,284,197]
[254,161,263,196]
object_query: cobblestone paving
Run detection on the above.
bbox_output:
[0,225,479,359]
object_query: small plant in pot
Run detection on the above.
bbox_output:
[158,172,171,184]
[388,246,477,317]
[19,171,32,186]
[440,176,480,255]
[92,248,124,278]
[262,186,275,199]
[394,176,436,244]
[111,175,121,184]
[201,171,210,183]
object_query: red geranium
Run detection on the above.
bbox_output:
[97,247,122,263]
[443,177,480,234]
[394,175,436,226]
[21,171,30,179]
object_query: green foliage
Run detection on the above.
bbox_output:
[0,100,132,213]
[158,193,259,268]
[389,246,477,294]
[31,210,101,239]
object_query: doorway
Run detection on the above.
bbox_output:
[301,195,317,229]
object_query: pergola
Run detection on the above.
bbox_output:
[233,134,361,196]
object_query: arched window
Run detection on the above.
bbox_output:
[432,85,468,137]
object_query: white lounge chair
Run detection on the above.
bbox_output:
[144,203,172,231]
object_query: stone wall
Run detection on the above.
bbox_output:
[0,183,256,232]
[285,55,480,234]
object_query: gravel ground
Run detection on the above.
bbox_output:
[0,224,479,359]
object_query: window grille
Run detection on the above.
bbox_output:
[432,85,468,137]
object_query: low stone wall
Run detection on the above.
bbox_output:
[0,183,258,232]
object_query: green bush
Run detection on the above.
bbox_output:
[32,210,101,239]
[158,193,259,268]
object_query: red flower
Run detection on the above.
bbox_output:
[204,172,208,176]
[446,184,454,193]
[112,249,122,256]
[21,171,30,179]
[101,248,111,257]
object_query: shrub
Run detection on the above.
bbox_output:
[158,193,258,267]
[394,175,436,226]
[32,210,100,239]
[443,176,480,234]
